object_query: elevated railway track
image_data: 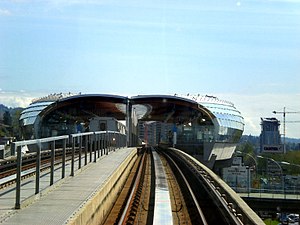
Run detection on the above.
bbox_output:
[0,143,264,224]
[103,147,264,225]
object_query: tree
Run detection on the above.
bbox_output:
[236,141,256,166]
[11,109,22,140]
[1,111,12,137]
[3,111,12,126]
[0,126,8,137]
[236,141,255,155]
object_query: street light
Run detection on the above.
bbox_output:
[280,161,300,195]
[236,151,258,169]
[280,161,300,169]
[235,151,258,195]
[257,155,284,196]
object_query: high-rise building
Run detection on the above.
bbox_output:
[260,118,282,153]
[138,121,173,146]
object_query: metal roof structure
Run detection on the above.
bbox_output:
[21,93,244,130]
[131,94,211,124]
[20,94,128,126]
[19,93,245,167]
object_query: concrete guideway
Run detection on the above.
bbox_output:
[0,147,137,225]
[152,148,173,225]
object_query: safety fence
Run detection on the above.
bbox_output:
[10,131,127,209]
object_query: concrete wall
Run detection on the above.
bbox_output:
[68,149,137,225]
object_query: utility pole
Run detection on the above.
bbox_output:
[273,107,300,154]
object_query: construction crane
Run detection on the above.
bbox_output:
[273,107,300,153]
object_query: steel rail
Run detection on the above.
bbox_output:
[0,154,76,190]
[118,150,147,225]
[170,148,265,225]
[162,151,208,225]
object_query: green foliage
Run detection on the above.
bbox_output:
[0,126,8,137]
[3,111,12,126]
[263,218,279,225]
[237,139,300,174]
[259,151,300,175]
[236,141,255,155]
[0,109,22,139]
[236,141,257,167]
[11,109,22,140]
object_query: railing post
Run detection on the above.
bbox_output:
[97,134,100,158]
[62,138,66,179]
[105,133,107,152]
[89,135,93,162]
[15,144,21,209]
[71,137,75,176]
[107,132,109,153]
[121,135,123,148]
[105,132,108,155]
[94,133,97,163]
[115,133,118,149]
[78,135,82,169]
[100,133,103,156]
[109,133,111,150]
[113,133,116,151]
[84,135,88,166]
[10,142,16,156]
[50,141,55,185]
[111,132,113,153]
[35,140,41,194]
[107,132,110,155]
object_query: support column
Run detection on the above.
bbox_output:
[126,99,132,147]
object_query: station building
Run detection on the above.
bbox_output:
[19,93,244,170]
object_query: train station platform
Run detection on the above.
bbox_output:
[0,147,137,225]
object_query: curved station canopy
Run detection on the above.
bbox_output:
[39,94,128,121]
[20,93,244,169]
[131,95,214,124]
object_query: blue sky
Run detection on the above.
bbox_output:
[0,0,300,138]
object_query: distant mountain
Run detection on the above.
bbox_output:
[241,134,300,144]
[240,135,260,144]
[285,137,300,144]
[240,134,300,152]
[0,104,9,119]
[0,104,24,120]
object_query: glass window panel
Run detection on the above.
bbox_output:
[21,105,48,114]
[23,117,36,125]
[29,101,53,107]
[20,111,40,119]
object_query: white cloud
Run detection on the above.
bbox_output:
[0,91,41,108]
[0,95,32,108]
[0,8,11,16]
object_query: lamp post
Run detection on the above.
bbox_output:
[235,151,257,195]
[236,151,258,171]
[280,161,300,169]
[280,161,300,196]
[257,155,284,197]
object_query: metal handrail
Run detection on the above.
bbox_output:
[170,148,265,225]
[11,131,126,209]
